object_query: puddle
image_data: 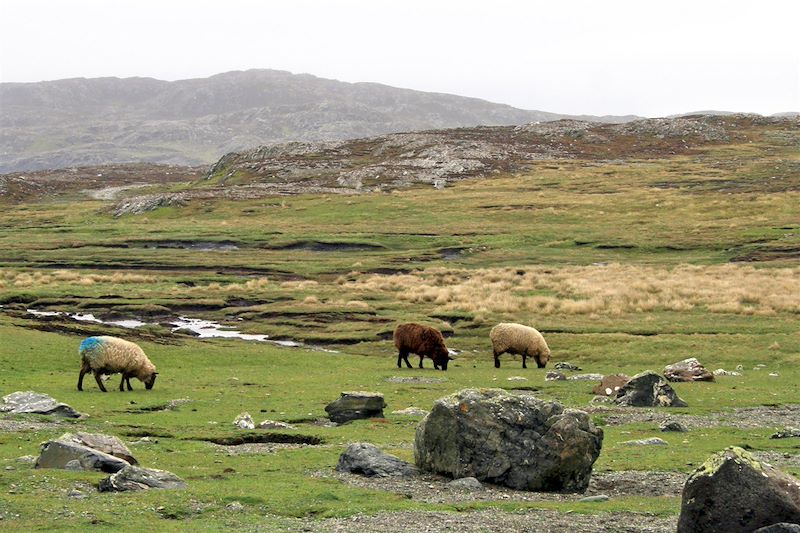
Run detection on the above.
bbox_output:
[200,433,323,446]
[23,309,337,352]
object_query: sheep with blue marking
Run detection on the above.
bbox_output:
[78,336,158,392]
[490,323,551,369]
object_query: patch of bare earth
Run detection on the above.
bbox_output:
[586,404,800,430]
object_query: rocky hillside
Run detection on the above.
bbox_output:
[105,114,798,216]
[0,69,638,173]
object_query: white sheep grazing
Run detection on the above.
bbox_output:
[489,323,551,369]
[78,336,158,392]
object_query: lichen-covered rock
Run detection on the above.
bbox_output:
[592,374,630,397]
[233,412,255,430]
[336,442,417,477]
[325,391,386,423]
[98,465,187,492]
[614,371,688,407]
[414,388,603,492]
[664,358,715,382]
[677,447,800,533]
[36,436,131,473]
[0,391,82,418]
[68,432,137,464]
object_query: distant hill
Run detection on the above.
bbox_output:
[0,70,638,173]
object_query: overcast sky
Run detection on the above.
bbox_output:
[1,0,798,117]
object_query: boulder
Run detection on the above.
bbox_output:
[614,371,688,407]
[36,437,131,473]
[545,371,566,381]
[0,391,81,418]
[325,391,386,424]
[69,432,137,464]
[448,477,483,491]
[677,447,800,533]
[336,442,417,477]
[554,362,582,371]
[771,428,800,439]
[592,374,630,397]
[664,358,714,382]
[98,465,187,492]
[622,437,668,446]
[414,388,603,492]
[661,421,688,433]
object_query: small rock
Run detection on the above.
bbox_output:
[507,376,528,382]
[257,420,295,430]
[713,368,741,377]
[579,494,610,502]
[67,489,87,499]
[447,477,483,491]
[233,412,255,430]
[98,465,187,492]
[545,371,566,381]
[664,357,714,382]
[623,437,669,446]
[769,372,780,377]
[325,392,386,424]
[225,501,245,512]
[391,407,428,416]
[15,455,36,464]
[735,364,744,371]
[771,427,800,439]
[0,391,82,418]
[614,371,688,408]
[554,362,582,371]
[661,421,688,433]
[336,442,417,477]
[568,373,605,381]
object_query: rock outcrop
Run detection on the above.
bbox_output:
[325,391,386,424]
[336,442,417,477]
[614,371,688,407]
[0,391,82,418]
[98,465,187,492]
[663,358,715,382]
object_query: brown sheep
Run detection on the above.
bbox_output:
[393,323,452,371]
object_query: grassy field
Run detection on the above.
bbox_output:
[0,123,798,530]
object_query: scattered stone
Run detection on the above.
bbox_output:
[325,392,386,424]
[592,374,630,397]
[414,388,603,492]
[391,407,428,417]
[664,358,714,382]
[771,428,800,439]
[257,420,295,430]
[0,391,82,418]
[614,371,688,407]
[677,446,800,533]
[661,421,689,433]
[623,437,669,446]
[336,442,417,477]
[770,372,780,377]
[36,434,133,473]
[554,362,582,371]
[67,489,88,499]
[225,501,245,512]
[545,371,566,381]
[754,364,767,371]
[568,373,605,381]
[753,524,800,533]
[15,455,36,464]
[385,376,446,384]
[447,477,483,491]
[590,395,613,404]
[506,376,528,382]
[99,465,187,492]
[579,494,610,502]
[736,364,744,371]
[233,412,255,430]
[713,368,742,377]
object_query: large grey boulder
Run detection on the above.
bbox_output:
[99,465,187,492]
[677,447,800,533]
[0,391,82,418]
[414,388,603,492]
[336,442,418,477]
[664,358,714,382]
[36,436,131,473]
[69,432,137,464]
[614,371,688,407]
[325,391,386,424]
[753,525,800,533]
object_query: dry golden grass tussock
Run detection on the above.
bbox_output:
[344,264,800,316]
[1,269,155,287]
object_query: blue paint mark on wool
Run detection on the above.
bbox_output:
[79,336,104,354]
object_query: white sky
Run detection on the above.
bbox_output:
[1,0,798,117]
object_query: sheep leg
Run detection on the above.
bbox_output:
[493,349,502,369]
[126,376,133,391]
[119,373,133,392]
[94,372,108,393]
[418,355,424,369]
[522,351,528,369]
[398,350,412,369]
[77,361,91,391]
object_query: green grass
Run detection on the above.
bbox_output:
[0,127,798,530]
